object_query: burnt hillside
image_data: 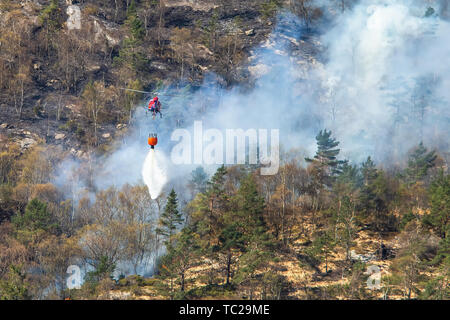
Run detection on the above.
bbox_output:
[0,0,293,154]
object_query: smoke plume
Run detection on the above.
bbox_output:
[55,0,450,218]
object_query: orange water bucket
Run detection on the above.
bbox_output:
[148,135,158,147]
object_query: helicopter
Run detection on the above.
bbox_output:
[120,87,182,149]
[119,88,166,119]
[148,96,162,119]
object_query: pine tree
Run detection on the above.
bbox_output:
[423,172,449,239]
[185,166,230,287]
[306,129,346,187]
[158,227,199,297]
[39,0,62,31]
[85,256,116,284]
[334,195,356,261]
[187,166,229,251]
[358,170,398,233]
[188,166,208,195]
[114,0,147,71]
[309,230,335,273]
[126,0,145,41]
[233,194,275,299]
[361,156,378,186]
[235,174,266,240]
[218,223,245,285]
[157,189,183,246]
[336,162,362,191]
[390,221,428,299]
[0,265,31,300]
[359,157,379,219]
[204,165,229,242]
[39,0,63,56]
[219,174,271,286]
[12,198,56,233]
[206,165,227,197]
[404,142,437,184]
[305,130,345,224]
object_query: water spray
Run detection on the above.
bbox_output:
[142,132,168,199]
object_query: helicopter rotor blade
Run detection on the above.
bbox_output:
[119,88,154,94]
[119,87,187,97]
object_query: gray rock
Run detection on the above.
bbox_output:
[66,5,81,30]
[350,250,376,263]
[151,61,168,70]
[19,138,37,150]
[76,150,89,160]
[245,29,255,36]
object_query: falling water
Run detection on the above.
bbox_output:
[142,149,168,199]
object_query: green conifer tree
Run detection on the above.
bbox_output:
[361,156,378,186]
[306,129,346,187]
[188,166,208,195]
[404,142,437,184]
[12,198,56,233]
[157,189,183,247]
[423,172,449,238]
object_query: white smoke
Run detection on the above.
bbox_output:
[173,0,449,166]
[54,0,450,201]
[315,0,450,163]
[55,0,450,202]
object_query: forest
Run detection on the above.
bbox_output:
[0,0,449,300]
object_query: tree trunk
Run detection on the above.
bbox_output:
[19,79,24,119]
[226,251,232,285]
[180,272,185,292]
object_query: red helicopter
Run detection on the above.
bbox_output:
[120,88,179,150]
[148,96,163,119]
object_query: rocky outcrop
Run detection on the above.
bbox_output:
[165,0,219,12]
[19,137,37,150]
[350,250,376,263]
[55,133,66,140]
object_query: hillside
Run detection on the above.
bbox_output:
[0,0,282,155]
[0,0,449,301]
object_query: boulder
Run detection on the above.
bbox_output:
[245,29,255,36]
[76,150,88,160]
[66,5,81,31]
[350,250,376,263]
[150,61,168,71]
[93,19,120,46]
[55,133,66,140]
[19,138,37,150]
